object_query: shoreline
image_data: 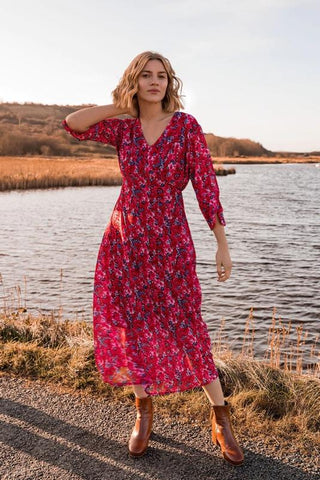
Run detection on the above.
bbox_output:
[215,156,320,164]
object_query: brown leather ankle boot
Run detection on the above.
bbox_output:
[210,401,244,466]
[128,396,153,457]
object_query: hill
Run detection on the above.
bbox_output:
[0,102,115,157]
[0,101,276,158]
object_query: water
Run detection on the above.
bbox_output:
[1,164,319,364]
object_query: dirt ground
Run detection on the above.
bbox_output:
[0,374,318,480]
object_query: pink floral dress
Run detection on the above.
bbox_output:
[62,111,226,396]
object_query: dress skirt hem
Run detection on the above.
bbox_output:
[97,370,220,397]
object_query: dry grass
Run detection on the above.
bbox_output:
[0,156,122,191]
[236,307,319,377]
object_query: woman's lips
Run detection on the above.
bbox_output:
[148,90,160,93]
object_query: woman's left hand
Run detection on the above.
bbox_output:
[215,245,232,282]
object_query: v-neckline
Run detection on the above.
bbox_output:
[137,111,178,148]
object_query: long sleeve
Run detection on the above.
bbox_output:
[61,117,124,149]
[186,116,226,229]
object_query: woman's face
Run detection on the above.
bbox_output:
[137,59,168,105]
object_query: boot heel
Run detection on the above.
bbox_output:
[210,407,218,445]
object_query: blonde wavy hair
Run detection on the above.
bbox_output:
[112,51,184,115]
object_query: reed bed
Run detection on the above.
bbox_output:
[0,277,319,458]
[0,156,122,191]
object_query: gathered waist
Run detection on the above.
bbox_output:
[121,179,183,198]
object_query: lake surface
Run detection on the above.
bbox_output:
[1,164,319,366]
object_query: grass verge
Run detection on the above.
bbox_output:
[0,307,319,461]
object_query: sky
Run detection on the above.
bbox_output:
[0,0,319,152]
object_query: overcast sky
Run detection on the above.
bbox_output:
[1,0,319,151]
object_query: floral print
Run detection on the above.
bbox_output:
[62,111,226,396]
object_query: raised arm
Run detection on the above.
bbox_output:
[62,102,139,147]
[65,104,128,132]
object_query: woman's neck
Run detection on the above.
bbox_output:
[138,101,165,121]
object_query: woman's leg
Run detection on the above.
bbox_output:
[203,378,244,466]
[132,384,149,398]
[129,384,153,457]
[202,377,225,405]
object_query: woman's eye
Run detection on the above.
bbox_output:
[141,74,166,79]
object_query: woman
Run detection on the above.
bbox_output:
[62,51,244,466]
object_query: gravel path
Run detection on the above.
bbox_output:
[0,374,318,480]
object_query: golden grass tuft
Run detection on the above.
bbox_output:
[0,309,92,348]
